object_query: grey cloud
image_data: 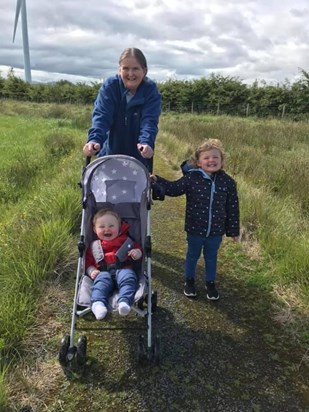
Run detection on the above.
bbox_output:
[0,0,308,84]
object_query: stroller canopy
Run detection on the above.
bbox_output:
[82,155,150,204]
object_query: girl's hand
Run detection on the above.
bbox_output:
[150,174,157,183]
[90,269,100,280]
[128,249,142,260]
[83,142,101,156]
[137,144,154,159]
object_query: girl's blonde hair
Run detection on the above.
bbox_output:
[190,139,225,169]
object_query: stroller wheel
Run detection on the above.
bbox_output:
[137,296,144,310]
[152,335,161,365]
[137,335,147,365]
[144,290,158,312]
[76,335,87,367]
[58,335,70,366]
[151,291,158,312]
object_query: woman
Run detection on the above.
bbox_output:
[83,48,161,171]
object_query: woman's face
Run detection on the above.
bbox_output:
[119,56,146,93]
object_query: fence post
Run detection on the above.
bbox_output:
[281,104,286,118]
[191,101,194,113]
[246,103,249,117]
[216,102,220,115]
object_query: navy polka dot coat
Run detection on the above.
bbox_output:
[156,167,240,238]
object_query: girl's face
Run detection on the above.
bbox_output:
[94,214,120,241]
[119,56,146,93]
[197,148,222,175]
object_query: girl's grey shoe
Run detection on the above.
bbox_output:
[184,278,197,297]
[205,281,219,300]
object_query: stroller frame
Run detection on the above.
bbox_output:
[59,155,160,370]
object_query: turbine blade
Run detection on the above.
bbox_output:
[13,0,23,42]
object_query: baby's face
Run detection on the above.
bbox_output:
[94,214,120,241]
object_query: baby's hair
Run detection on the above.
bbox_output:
[190,139,225,169]
[119,48,148,75]
[93,208,121,226]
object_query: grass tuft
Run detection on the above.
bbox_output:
[43,131,76,158]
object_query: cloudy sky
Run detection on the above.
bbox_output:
[0,0,308,85]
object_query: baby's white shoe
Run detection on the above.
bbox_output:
[92,301,108,320]
[118,301,131,316]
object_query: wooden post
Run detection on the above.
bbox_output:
[246,103,249,117]
[281,104,286,118]
[191,101,194,113]
[216,102,220,115]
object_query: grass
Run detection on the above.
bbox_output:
[0,365,8,410]
[0,101,308,411]
[0,102,86,408]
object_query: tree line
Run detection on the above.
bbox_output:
[1,67,308,120]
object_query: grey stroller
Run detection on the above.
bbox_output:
[58,155,160,370]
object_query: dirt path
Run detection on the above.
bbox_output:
[10,151,308,412]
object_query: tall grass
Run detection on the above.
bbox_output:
[237,177,308,284]
[0,160,82,348]
[0,104,85,352]
[0,363,8,410]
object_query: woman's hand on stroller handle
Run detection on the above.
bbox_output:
[83,142,101,157]
[137,143,153,159]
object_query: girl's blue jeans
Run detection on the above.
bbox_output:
[185,234,222,282]
[91,268,138,307]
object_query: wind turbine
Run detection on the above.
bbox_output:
[13,0,32,83]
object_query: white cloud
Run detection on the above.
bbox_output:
[0,0,308,84]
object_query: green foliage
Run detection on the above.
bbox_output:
[2,68,31,100]
[0,157,81,353]
[2,67,308,118]
[0,152,41,203]
[43,130,76,158]
[70,107,92,130]
[0,72,5,96]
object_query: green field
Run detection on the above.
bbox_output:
[0,100,308,411]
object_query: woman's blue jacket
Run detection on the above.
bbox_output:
[87,75,161,168]
[156,166,240,238]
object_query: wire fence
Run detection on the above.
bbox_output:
[1,94,309,120]
[161,101,309,119]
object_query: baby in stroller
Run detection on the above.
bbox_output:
[86,208,143,320]
[59,155,161,368]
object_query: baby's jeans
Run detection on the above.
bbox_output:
[185,234,222,282]
[91,268,138,307]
